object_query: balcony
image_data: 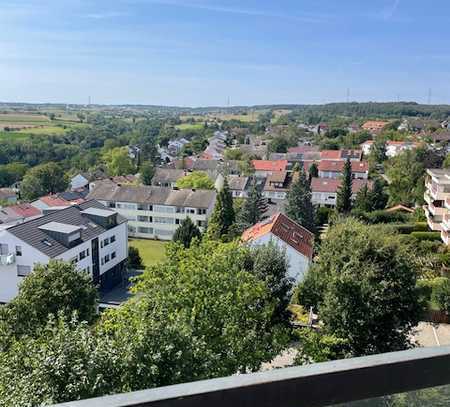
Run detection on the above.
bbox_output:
[428,201,446,216]
[425,208,443,231]
[0,253,15,266]
[52,346,450,407]
[441,229,449,245]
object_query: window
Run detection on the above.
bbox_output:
[107,202,116,208]
[138,215,150,222]
[70,257,78,264]
[186,208,195,214]
[101,257,104,265]
[128,225,136,233]
[102,237,110,247]
[153,217,174,224]
[0,244,8,255]
[137,203,151,211]
[175,219,180,225]
[153,205,175,213]
[15,246,22,256]
[197,208,207,215]
[79,250,87,260]
[110,235,116,243]
[138,226,153,234]
[104,254,110,263]
[154,229,173,236]
[111,251,116,260]
[17,265,31,277]
[176,207,185,214]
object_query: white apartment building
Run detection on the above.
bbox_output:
[87,180,216,240]
[0,200,128,303]
[424,169,450,245]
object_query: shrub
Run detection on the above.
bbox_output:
[316,207,333,226]
[417,277,448,303]
[432,278,450,313]
[410,232,442,241]
[414,222,429,232]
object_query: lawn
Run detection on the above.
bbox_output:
[17,125,67,135]
[175,122,204,130]
[0,113,50,124]
[129,239,167,267]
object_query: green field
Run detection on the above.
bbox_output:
[0,113,50,124]
[129,239,167,267]
[175,123,204,130]
[17,125,66,135]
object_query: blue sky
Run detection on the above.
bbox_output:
[2,0,450,106]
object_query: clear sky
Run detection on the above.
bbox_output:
[2,0,450,106]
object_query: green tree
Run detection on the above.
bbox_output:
[0,162,28,187]
[369,177,388,210]
[286,165,315,232]
[354,184,372,212]
[140,161,155,185]
[20,162,69,200]
[385,150,424,206]
[128,246,144,269]
[432,278,450,313]
[102,147,135,176]
[298,219,423,356]
[207,178,235,240]
[369,137,387,163]
[308,162,319,179]
[0,261,97,343]
[176,171,214,190]
[173,217,201,248]
[236,181,268,231]
[336,158,353,213]
[102,240,289,388]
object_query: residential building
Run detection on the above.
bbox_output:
[241,212,314,282]
[311,177,371,207]
[361,120,389,133]
[318,160,369,180]
[152,168,187,188]
[0,200,128,303]
[227,175,252,198]
[87,180,216,240]
[31,194,73,211]
[263,171,290,200]
[360,140,420,157]
[424,169,450,243]
[70,173,90,191]
[0,203,42,227]
[252,160,288,177]
[320,149,362,161]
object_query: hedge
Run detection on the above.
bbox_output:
[410,231,442,241]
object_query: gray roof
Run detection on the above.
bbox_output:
[87,180,216,209]
[39,221,81,234]
[152,168,185,185]
[7,200,126,258]
[228,176,250,191]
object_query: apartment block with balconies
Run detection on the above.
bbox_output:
[424,169,450,240]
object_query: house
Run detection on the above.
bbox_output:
[360,140,420,157]
[263,171,290,200]
[423,169,450,244]
[252,160,288,177]
[241,212,314,282]
[0,188,17,204]
[431,131,450,145]
[320,149,362,161]
[87,180,216,240]
[318,160,369,180]
[0,203,42,227]
[0,200,128,303]
[70,173,90,191]
[227,175,253,198]
[151,168,186,188]
[361,120,389,134]
[31,194,73,211]
[311,177,371,208]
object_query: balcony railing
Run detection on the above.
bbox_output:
[52,345,450,407]
[0,253,15,266]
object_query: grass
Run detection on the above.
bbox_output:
[0,113,50,124]
[0,131,30,140]
[17,126,66,135]
[175,123,204,130]
[129,239,167,267]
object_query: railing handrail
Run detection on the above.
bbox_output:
[53,345,450,407]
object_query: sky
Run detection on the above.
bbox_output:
[1,0,450,106]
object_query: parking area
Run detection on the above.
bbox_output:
[413,322,450,347]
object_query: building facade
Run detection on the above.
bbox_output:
[0,200,128,303]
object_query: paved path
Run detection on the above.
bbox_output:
[413,322,450,347]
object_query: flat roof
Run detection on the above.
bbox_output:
[81,207,116,218]
[38,221,81,234]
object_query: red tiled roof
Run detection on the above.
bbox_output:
[288,145,317,154]
[320,150,341,160]
[39,195,70,207]
[318,160,369,173]
[311,177,370,193]
[7,203,41,218]
[252,160,288,172]
[362,120,389,130]
[242,213,314,259]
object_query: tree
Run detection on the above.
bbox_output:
[369,177,388,210]
[432,278,450,314]
[176,171,214,190]
[308,162,319,179]
[20,162,69,200]
[353,184,372,212]
[298,219,423,356]
[207,178,235,240]
[0,261,97,342]
[236,181,268,231]
[336,158,352,213]
[173,217,201,248]
[0,162,28,187]
[369,137,387,163]
[385,150,424,206]
[102,147,135,176]
[285,164,315,232]
[140,161,155,185]
[269,137,289,153]
[102,240,289,388]
[76,112,85,123]
[128,246,144,269]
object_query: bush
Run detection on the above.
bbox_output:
[352,209,410,224]
[410,232,442,241]
[417,277,448,303]
[316,207,333,226]
[414,222,429,232]
[395,224,415,234]
[432,278,450,313]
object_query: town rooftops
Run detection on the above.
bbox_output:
[320,149,362,160]
[87,180,216,209]
[6,200,126,258]
[426,168,450,182]
[287,145,319,154]
[242,212,314,259]
[228,176,251,191]
[362,120,389,131]
[37,195,71,207]
[320,150,341,160]
[311,177,371,193]
[0,188,16,200]
[252,160,288,172]
[318,160,369,173]
[3,203,41,219]
[152,168,186,185]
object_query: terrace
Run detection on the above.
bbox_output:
[53,346,450,407]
